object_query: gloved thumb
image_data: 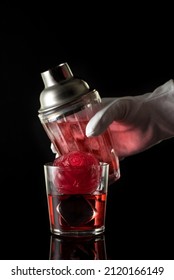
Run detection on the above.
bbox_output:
[86,97,127,137]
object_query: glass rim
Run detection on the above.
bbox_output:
[44,161,109,170]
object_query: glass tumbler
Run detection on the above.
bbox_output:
[44,162,109,237]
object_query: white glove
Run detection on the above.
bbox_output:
[50,143,59,157]
[86,79,174,158]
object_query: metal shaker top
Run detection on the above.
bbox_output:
[38,62,91,115]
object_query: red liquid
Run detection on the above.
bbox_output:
[44,120,120,183]
[48,193,107,234]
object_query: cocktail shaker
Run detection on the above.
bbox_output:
[38,62,120,184]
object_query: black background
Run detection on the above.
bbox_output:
[1,4,174,260]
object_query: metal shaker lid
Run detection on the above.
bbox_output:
[38,62,90,114]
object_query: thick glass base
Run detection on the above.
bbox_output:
[51,226,105,237]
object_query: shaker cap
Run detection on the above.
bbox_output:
[38,62,90,114]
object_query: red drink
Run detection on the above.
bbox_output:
[44,119,120,184]
[48,192,107,235]
[44,152,109,236]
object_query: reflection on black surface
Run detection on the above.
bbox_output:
[49,234,107,260]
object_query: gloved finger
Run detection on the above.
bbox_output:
[50,143,60,158]
[86,98,128,136]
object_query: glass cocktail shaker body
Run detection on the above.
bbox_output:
[38,63,120,184]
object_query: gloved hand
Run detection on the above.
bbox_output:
[86,79,174,158]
